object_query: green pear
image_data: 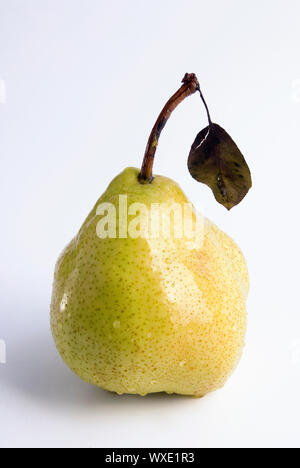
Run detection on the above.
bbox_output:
[51,167,248,396]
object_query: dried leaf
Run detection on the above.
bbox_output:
[188,123,252,210]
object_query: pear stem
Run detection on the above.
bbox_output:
[199,88,212,127]
[139,73,200,183]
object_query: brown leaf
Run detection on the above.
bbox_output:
[187,124,252,210]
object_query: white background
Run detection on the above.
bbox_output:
[0,0,300,448]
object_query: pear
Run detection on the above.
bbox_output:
[51,74,251,397]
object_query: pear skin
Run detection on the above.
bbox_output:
[51,167,248,397]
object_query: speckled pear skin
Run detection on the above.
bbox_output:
[51,167,249,397]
